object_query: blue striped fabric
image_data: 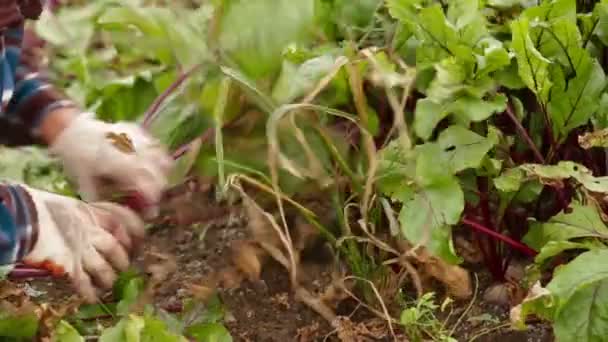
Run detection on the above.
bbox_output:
[0,20,75,140]
[0,1,64,263]
[0,184,38,265]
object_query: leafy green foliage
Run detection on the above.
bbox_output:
[35,0,608,339]
[0,308,39,340]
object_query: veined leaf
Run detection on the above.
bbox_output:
[513,249,608,333]
[522,0,576,25]
[553,279,608,342]
[549,52,606,140]
[594,2,608,46]
[523,203,608,250]
[389,2,475,64]
[547,249,608,313]
[534,18,583,74]
[510,17,553,102]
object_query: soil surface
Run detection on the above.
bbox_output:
[14,196,554,342]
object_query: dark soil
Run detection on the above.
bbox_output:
[13,198,554,342]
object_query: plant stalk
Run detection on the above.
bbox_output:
[462,217,538,257]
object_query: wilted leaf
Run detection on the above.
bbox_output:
[579,128,608,149]
[499,161,608,194]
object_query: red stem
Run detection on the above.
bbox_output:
[478,178,503,280]
[503,95,545,164]
[462,217,538,257]
[8,266,51,279]
[142,63,203,129]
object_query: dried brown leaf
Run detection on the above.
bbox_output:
[411,247,472,299]
[231,240,265,282]
[296,321,321,342]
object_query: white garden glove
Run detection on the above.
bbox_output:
[49,112,173,218]
[18,185,145,303]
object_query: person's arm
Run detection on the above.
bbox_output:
[0,183,38,266]
[1,21,79,146]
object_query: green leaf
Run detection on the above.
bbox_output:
[115,276,145,316]
[436,125,499,173]
[413,98,446,140]
[0,309,39,339]
[414,95,506,140]
[219,0,315,79]
[415,142,453,186]
[447,0,479,30]
[475,38,511,77]
[594,2,608,46]
[140,315,188,342]
[99,315,188,342]
[271,54,338,104]
[593,92,608,129]
[494,167,525,193]
[333,0,382,33]
[534,240,600,265]
[54,321,84,342]
[426,58,468,103]
[377,140,417,201]
[548,249,608,313]
[398,177,464,264]
[187,323,233,342]
[553,279,608,342]
[522,0,576,24]
[35,3,106,53]
[523,203,608,250]
[549,52,606,140]
[510,17,553,102]
[390,3,474,65]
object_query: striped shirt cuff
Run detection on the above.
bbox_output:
[0,184,38,264]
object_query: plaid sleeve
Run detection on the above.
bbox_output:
[1,21,77,144]
[0,183,38,265]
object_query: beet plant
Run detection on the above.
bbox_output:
[7,0,608,340]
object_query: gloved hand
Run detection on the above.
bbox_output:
[15,185,145,303]
[48,112,173,218]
